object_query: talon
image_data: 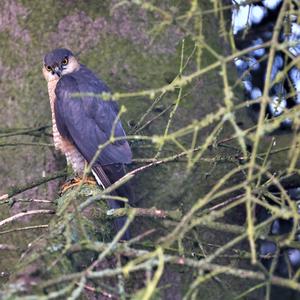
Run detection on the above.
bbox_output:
[60,176,96,194]
[84,176,97,186]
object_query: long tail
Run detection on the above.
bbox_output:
[91,163,132,240]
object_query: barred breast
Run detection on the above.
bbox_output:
[47,80,86,174]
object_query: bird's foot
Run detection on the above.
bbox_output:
[60,176,96,194]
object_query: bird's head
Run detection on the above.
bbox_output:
[43,48,80,82]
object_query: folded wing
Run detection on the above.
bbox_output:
[54,75,132,166]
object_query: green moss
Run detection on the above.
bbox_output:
[69,0,111,18]
[0,32,21,68]
[20,0,67,42]
[81,36,177,89]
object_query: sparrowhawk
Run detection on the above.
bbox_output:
[43,48,132,240]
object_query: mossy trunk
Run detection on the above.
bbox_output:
[1,1,299,299]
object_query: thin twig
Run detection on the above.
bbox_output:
[0,210,55,228]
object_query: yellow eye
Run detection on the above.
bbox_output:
[46,65,52,72]
[62,58,68,65]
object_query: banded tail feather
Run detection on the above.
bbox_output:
[92,164,131,241]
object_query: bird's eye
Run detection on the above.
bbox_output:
[62,58,68,65]
[46,65,52,72]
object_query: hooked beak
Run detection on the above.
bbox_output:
[53,66,62,77]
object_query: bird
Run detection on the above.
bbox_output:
[42,48,132,240]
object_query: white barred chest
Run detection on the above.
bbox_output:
[47,80,86,174]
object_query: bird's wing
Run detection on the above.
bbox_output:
[54,75,132,166]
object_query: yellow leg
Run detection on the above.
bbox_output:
[60,176,96,194]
